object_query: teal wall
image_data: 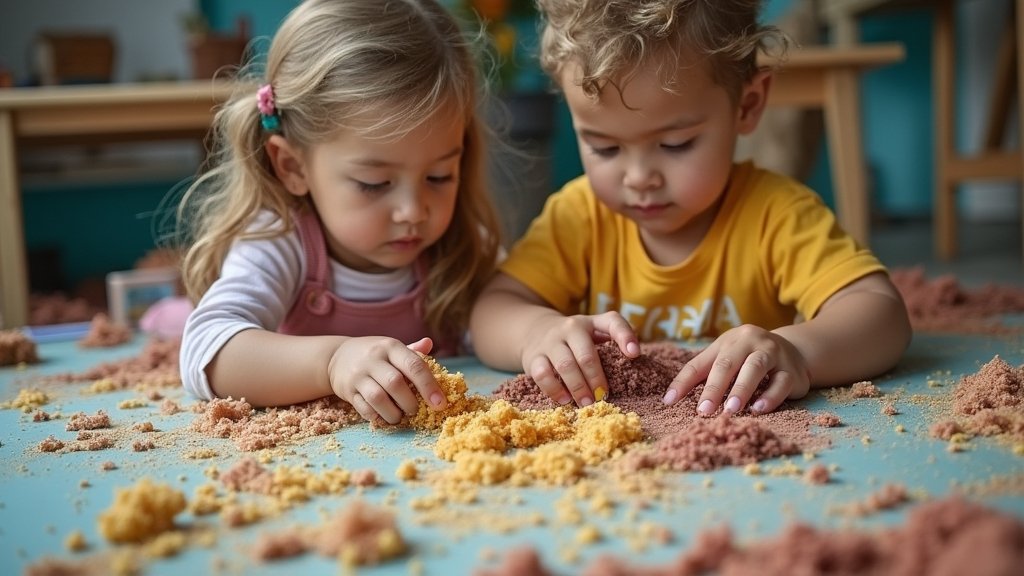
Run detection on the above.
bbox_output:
[21,0,953,290]
[182,0,947,220]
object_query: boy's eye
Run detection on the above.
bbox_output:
[662,140,695,152]
[355,180,389,193]
[589,145,619,158]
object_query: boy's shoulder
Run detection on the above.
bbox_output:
[730,162,825,212]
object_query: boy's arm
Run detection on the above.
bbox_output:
[470,273,563,372]
[774,271,911,387]
[666,271,911,416]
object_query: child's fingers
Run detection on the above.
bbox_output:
[663,346,715,406]
[567,336,608,404]
[749,372,793,414]
[407,337,433,355]
[696,351,747,416]
[348,393,378,423]
[593,312,640,358]
[527,355,572,406]
[722,350,774,415]
[371,364,420,416]
[393,348,447,411]
[355,384,404,424]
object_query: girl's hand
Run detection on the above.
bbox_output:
[662,324,810,416]
[521,311,639,407]
[327,336,447,423]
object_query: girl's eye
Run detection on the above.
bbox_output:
[589,145,618,158]
[427,174,454,185]
[662,140,695,152]
[355,180,389,193]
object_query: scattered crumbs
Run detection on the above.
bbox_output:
[1,388,50,413]
[753,481,767,492]
[117,399,148,409]
[830,483,910,517]
[814,412,841,427]
[895,424,906,433]
[64,530,88,552]
[575,524,601,545]
[396,460,418,481]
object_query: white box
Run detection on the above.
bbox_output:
[106,267,180,327]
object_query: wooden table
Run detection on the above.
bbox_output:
[0,46,903,328]
[822,0,1024,261]
[760,43,905,249]
[0,81,235,328]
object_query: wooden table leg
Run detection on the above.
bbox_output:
[1018,0,1024,261]
[934,0,957,261]
[0,110,29,329]
[824,68,870,247]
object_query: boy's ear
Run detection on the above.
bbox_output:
[265,134,309,197]
[736,69,772,135]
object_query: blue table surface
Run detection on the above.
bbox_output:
[2,322,1023,575]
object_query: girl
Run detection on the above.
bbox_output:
[178,0,502,424]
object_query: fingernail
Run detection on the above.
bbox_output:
[752,399,767,413]
[627,342,640,356]
[724,396,741,414]
[556,394,572,406]
[698,399,714,415]
[662,388,678,405]
[579,396,594,408]
[594,387,607,402]
[430,392,446,408]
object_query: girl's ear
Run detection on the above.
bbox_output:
[736,69,772,135]
[265,134,309,197]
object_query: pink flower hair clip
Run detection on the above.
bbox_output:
[257,84,280,131]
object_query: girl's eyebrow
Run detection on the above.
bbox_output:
[351,146,463,167]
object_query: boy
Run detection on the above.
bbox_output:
[470,0,911,416]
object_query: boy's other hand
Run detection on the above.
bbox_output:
[662,324,810,416]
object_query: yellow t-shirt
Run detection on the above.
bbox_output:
[499,162,886,341]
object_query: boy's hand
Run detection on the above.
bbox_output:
[327,336,446,423]
[521,311,640,407]
[663,324,810,416]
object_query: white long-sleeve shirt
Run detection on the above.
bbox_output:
[180,211,415,400]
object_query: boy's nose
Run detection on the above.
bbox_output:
[623,160,662,192]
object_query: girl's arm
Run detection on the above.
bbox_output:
[206,329,341,405]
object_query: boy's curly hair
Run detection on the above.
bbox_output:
[538,0,787,100]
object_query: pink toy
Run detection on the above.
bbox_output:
[138,296,194,340]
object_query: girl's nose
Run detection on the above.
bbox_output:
[394,189,428,224]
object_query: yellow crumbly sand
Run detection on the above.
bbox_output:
[403,355,490,430]
[434,400,643,485]
[97,478,187,543]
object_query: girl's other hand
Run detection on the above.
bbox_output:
[521,311,639,407]
[328,336,447,423]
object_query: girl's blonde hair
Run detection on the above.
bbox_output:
[178,0,501,338]
[537,0,787,100]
